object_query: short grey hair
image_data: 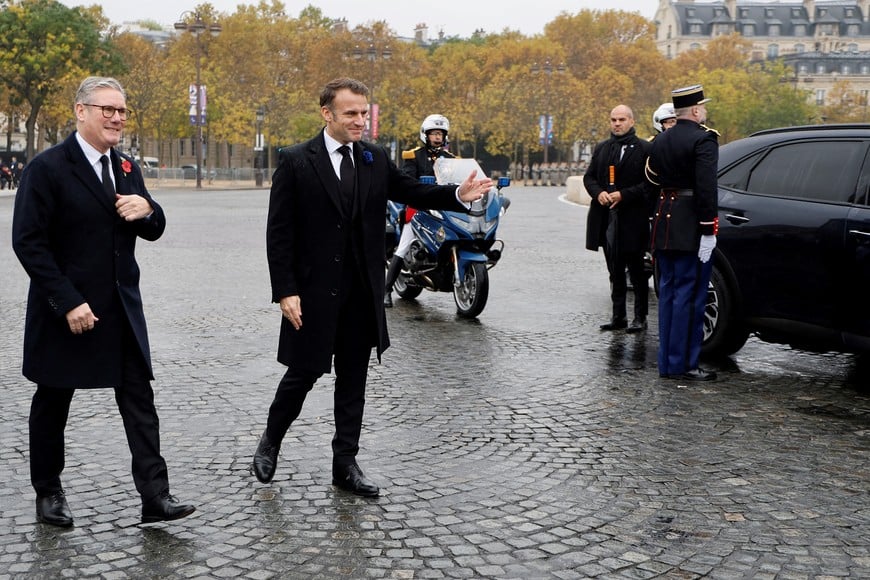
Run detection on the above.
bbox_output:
[74,76,125,105]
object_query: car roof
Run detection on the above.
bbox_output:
[720,124,870,170]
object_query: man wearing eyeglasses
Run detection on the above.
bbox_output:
[12,77,195,527]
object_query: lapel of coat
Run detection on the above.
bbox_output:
[65,133,117,214]
[309,131,345,217]
[354,142,372,214]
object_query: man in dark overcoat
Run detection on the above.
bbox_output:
[12,76,195,527]
[585,104,652,332]
[255,78,492,496]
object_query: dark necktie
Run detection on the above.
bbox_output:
[99,155,115,201]
[338,145,355,214]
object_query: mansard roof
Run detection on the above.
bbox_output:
[670,2,870,36]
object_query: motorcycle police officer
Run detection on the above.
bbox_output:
[384,114,455,306]
[645,85,719,381]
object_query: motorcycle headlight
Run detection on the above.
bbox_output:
[436,226,446,243]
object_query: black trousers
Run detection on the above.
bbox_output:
[266,266,375,468]
[29,326,169,500]
[606,249,649,320]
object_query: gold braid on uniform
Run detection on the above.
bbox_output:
[700,124,720,136]
[644,157,660,186]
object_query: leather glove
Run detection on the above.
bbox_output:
[698,235,716,263]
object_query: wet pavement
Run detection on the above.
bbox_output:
[1,185,868,579]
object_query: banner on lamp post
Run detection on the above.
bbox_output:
[538,114,553,145]
[188,84,207,126]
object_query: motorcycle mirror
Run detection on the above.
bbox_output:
[497,177,511,189]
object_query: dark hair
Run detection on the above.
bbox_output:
[320,78,370,108]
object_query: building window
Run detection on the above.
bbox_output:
[799,64,809,74]
[667,25,672,40]
[744,24,755,37]
[690,43,702,50]
[769,24,780,37]
[816,89,826,105]
[795,43,805,53]
[715,24,732,35]
[816,63,826,74]
[862,64,870,74]
[180,140,185,156]
[848,25,860,37]
[690,23,702,34]
[768,44,779,58]
[842,64,851,74]
[794,24,806,37]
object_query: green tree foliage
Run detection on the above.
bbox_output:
[0,0,123,158]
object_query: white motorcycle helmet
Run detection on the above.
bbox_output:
[653,103,676,133]
[420,114,450,147]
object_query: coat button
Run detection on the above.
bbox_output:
[334,254,341,262]
[330,288,339,296]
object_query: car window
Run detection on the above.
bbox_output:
[718,151,764,190]
[744,140,865,203]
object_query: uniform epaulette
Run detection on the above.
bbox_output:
[700,124,720,136]
[402,147,421,160]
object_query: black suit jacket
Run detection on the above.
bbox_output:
[584,134,652,254]
[266,130,464,373]
[12,132,165,388]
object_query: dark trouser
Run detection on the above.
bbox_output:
[655,249,713,376]
[606,249,648,321]
[29,328,169,501]
[266,269,374,468]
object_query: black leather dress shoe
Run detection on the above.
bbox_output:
[141,491,196,523]
[36,491,73,527]
[332,463,380,497]
[626,318,647,333]
[599,318,627,331]
[384,292,393,308]
[677,368,717,381]
[253,433,280,483]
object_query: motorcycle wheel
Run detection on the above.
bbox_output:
[454,262,489,319]
[394,272,423,299]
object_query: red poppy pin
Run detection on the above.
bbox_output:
[120,159,132,176]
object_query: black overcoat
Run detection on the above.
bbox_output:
[12,132,165,388]
[583,135,652,254]
[266,130,464,373]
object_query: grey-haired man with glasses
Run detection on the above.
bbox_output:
[12,76,195,527]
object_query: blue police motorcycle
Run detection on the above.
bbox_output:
[385,159,510,318]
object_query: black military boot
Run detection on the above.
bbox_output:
[384,256,404,307]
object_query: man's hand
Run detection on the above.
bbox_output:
[115,194,153,222]
[66,303,99,335]
[698,235,716,263]
[280,295,302,330]
[457,170,493,203]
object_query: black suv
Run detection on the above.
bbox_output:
[704,124,870,357]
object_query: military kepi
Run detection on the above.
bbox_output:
[671,84,711,109]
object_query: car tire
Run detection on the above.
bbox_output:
[702,261,749,358]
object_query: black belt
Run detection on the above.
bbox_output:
[662,189,693,197]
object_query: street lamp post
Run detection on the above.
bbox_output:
[531,58,565,165]
[352,43,392,142]
[174,12,221,190]
[255,106,265,187]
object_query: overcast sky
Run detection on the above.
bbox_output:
[60,0,658,38]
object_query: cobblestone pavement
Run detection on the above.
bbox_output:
[1,185,868,579]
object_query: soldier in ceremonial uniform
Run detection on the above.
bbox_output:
[384,114,455,306]
[645,85,719,381]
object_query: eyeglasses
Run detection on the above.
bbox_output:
[82,103,131,121]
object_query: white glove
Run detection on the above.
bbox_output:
[698,235,716,263]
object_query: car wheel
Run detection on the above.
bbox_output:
[702,262,749,357]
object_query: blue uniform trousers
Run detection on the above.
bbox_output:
[655,250,712,376]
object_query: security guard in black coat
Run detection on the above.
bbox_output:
[645,85,719,381]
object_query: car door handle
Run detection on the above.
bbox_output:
[848,229,870,239]
[725,214,750,225]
